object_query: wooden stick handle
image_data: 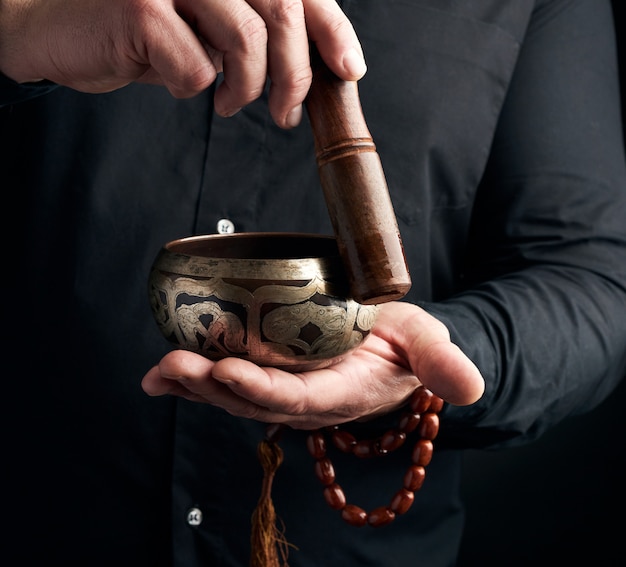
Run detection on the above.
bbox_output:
[305,47,411,304]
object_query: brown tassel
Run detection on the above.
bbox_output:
[250,426,293,567]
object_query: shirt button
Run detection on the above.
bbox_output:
[186,507,203,527]
[216,218,235,234]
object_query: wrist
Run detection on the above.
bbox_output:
[0,0,44,82]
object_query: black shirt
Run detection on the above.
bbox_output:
[2,1,625,565]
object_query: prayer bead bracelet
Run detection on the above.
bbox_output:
[253,386,444,565]
[305,386,443,527]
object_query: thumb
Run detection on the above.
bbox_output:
[412,340,485,406]
[375,303,485,406]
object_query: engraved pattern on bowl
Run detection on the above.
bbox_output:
[148,233,379,371]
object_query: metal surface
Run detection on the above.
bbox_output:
[148,233,379,371]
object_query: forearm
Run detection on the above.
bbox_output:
[430,264,626,448]
[433,0,626,448]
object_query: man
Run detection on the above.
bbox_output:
[2,0,625,565]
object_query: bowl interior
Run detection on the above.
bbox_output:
[165,232,340,261]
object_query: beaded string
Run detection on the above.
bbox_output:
[303,385,443,527]
[252,386,443,566]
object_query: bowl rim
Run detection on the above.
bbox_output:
[153,232,346,280]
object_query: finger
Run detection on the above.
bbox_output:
[138,39,224,87]
[212,357,326,414]
[176,0,269,115]
[135,6,219,97]
[142,351,277,417]
[245,0,311,128]
[141,362,218,403]
[142,364,184,396]
[303,0,367,80]
[141,352,218,400]
[211,346,418,420]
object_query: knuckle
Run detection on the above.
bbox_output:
[168,66,214,98]
[218,79,263,110]
[235,404,264,420]
[268,65,312,116]
[123,0,160,30]
[233,14,268,53]
[266,0,305,26]
[284,397,313,417]
[281,64,312,91]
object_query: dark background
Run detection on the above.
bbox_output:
[457,2,626,564]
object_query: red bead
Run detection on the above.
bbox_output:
[330,429,357,453]
[430,395,445,413]
[403,465,426,491]
[418,412,440,440]
[390,488,414,515]
[409,386,433,414]
[314,457,336,485]
[379,429,406,453]
[368,506,395,527]
[341,504,368,527]
[398,412,421,433]
[323,483,347,510]
[353,439,376,458]
[306,431,326,459]
[411,439,434,466]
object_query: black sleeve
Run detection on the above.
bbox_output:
[0,72,58,106]
[432,0,626,448]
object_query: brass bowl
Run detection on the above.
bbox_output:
[148,233,379,371]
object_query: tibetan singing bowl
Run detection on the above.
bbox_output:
[148,233,379,371]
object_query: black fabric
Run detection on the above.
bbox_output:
[2,1,625,565]
[0,72,58,105]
